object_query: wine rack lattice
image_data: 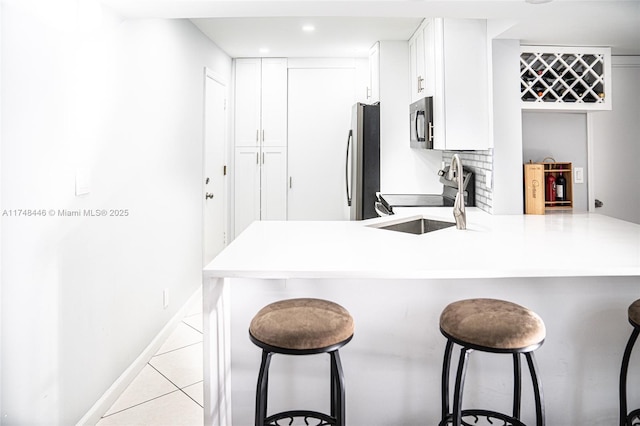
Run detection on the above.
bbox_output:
[520,47,611,110]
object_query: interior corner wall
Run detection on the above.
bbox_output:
[491,39,524,215]
[0,1,231,423]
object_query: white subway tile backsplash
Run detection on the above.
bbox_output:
[443,149,494,214]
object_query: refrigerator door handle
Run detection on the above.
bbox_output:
[345,129,353,207]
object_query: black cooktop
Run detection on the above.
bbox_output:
[379,194,455,211]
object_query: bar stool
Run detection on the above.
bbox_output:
[439,298,546,426]
[249,298,354,426]
[620,299,640,426]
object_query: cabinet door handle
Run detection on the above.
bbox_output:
[256,152,259,164]
[262,130,265,142]
[262,152,265,164]
[289,176,292,188]
[256,130,259,143]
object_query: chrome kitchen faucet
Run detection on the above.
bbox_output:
[447,154,467,230]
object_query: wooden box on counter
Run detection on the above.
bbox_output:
[524,162,573,214]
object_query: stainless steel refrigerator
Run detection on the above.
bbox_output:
[345,102,380,220]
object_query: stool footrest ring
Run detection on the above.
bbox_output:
[439,409,527,426]
[265,410,336,426]
[626,408,640,426]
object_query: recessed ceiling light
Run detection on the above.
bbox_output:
[302,25,315,32]
[259,48,270,54]
[525,0,553,4]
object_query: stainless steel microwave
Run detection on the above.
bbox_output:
[409,97,434,149]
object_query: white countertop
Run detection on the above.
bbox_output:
[203,208,640,279]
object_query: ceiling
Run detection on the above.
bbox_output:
[102,1,640,57]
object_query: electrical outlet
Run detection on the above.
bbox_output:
[163,289,169,309]
[575,167,584,184]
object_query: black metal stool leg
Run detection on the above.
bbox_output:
[513,352,522,420]
[255,350,273,426]
[452,347,471,426]
[621,328,640,426]
[330,350,346,426]
[525,352,545,426]
[441,339,454,422]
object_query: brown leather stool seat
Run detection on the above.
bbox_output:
[440,298,546,351]
[249,298,354,426]
[619,299,640,426]
[250,298,354,352]
[439,298,546,426]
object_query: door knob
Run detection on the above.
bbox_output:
[595,199,603,208]
[205,193,214,200]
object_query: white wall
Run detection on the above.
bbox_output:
[0,0,231,423]
[522,112,589,212]
[589,56,640,224]
[378,41,442,195]
[491,39,525,214]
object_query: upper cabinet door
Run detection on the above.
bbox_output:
[520,46,612,111]
[408,27,426,103]
[235,59,261,147]
[435,18,489,151]
[234,58,287,147]
[368,42,380,103]
[261,58,288,147]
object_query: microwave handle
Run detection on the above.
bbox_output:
[417,110,425,142]
[345,129,353,207]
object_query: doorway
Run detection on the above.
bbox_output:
[203,69,228,265]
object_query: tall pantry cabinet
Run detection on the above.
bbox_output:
[234,58,288,237]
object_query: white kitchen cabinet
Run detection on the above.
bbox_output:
[409,18,490,151]
[234,58,287,147]
[367,42,380,103]
[234,147,287,236]
[408,26,425,102]
[520,46,612,111]
[260,147,287,221]
[234,59,261,147]
[234,58,288,237]
[234,147,261,236]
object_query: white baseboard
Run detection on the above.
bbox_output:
[77,286,202,425]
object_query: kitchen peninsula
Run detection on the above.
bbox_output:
[203,208,640,425]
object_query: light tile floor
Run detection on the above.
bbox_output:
[97,295,204,426]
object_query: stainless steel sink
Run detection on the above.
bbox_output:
[371,217,455,235]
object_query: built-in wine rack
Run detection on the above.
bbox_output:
[520,46,611,111]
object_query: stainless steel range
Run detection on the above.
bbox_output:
[375,167,475,216]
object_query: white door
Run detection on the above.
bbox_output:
[590,58,640,224]
[288,68,356,221]
[204,71,227,265]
